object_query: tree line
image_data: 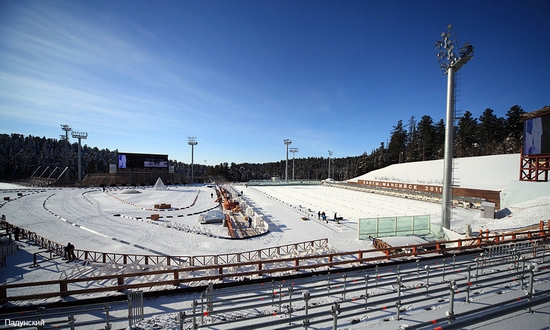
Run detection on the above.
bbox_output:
[0,105,527,183]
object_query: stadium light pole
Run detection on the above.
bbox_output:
[61,125,71,179]
[284,139,292,183]
[71,131,87,185]
[435,24,474,230]
[290,147,298,180]
[188,137,198,184]
[328,150,333,179]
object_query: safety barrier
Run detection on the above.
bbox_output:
[5,242,550,330]
[1,227,549,305]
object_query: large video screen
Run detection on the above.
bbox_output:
[524,113,550,155]
[117,153,169,169]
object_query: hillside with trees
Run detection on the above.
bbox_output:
[0,105,527,183]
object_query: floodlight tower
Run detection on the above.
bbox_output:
[188,137,198,184]
[284,139,292,182]
[60,125,71,177]
[71,131,88,185]
[435,24,474,230]
[289,147,298,180]
[328,150,333,179]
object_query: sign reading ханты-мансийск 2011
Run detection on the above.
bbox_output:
[355,180,443,194]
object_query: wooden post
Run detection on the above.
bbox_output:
[173,271,179,287]
[60,281,68,297]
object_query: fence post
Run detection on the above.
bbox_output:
[60,280,68,297]
[68,313,75,330]
[448,280,457,323]
[302,290,310,329]
[36,306,45,330]
[288,286,294,324]
[278,282,283,314]
[331,302,340,330]
[520,256,526,290]
[327,271,331,294]
[104,303,111,330]
[200,292,205,325]
[425,265,430,291]
[206,282,213,313]
[466,265,471,303]
[178,311,185,330]
[191,300,197,329]
[475,256,480,278]
[396,275,402,320]
[364,274,369,308]
[271,280,275,305]
[342,274,347,300]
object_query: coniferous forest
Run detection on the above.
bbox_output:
[0,105,528,183]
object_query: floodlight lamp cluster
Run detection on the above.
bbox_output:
[188,137,198,146]
[435,24,474,74]
[71,131,88,139]
[284,139,292,145]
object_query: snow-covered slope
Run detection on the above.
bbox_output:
[349,154,520,191]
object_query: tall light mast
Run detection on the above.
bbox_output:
[71,131,87,185]
[290,147,298,180]
[328,150,333,179]
[435,24,474,229]
[188,137,198,184]
[283,139,292,183]
[61,125,71,179]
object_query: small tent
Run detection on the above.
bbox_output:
[153,177,167,190]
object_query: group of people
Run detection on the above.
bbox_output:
[317,211,340,223]
[64,242,76,262]
[12,226,20,241]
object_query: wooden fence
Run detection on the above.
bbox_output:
[1,219,550,304]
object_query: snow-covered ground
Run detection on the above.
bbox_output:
[1,154,549,329]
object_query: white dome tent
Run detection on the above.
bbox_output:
[153,177,166,191]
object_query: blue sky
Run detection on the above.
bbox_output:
[1,1,549,165]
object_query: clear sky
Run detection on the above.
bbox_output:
[1,0,549,165]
